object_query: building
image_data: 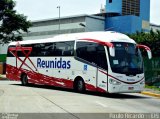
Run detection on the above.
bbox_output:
[105,0,150,34]
[23,14,105,41]
[0,14,105,61]
[150,23,160,32]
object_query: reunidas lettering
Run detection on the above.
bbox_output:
[37,58,71,69]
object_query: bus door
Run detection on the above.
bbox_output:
[96,45,108,92]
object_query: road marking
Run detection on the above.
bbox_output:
[95,101,107,108]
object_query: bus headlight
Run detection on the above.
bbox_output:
[109,78,121,85]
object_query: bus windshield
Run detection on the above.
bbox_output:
[109,42,143,75]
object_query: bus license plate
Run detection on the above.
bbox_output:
[128,87,134,90]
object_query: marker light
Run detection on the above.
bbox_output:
[109,78,121,85]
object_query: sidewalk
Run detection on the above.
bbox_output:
[141,88,160,98]
[0,74,7,80]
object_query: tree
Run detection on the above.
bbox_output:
[0,0,32,44]
[128,30,160,57]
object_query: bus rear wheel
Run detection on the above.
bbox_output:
[75,79,85,92]
[21,74,28,86]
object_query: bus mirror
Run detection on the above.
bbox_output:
[147,50,152,59]
[137,44,152,59]
[104,42,115,57]
[109,47,115,57]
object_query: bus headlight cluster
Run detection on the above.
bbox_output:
[109,78,121,85]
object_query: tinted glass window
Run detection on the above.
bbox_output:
[29,43,45,56]
[7,45,15,57]
[39,43,54,56]
[7,41,74,57]
[28,41,74,57]
[109,42,143,75]
[76,42,108,70]
[97,45,108,70]
[109,0,112,3]
[54,41,74,56]
[76,42,97,65]
[7,45,31,57]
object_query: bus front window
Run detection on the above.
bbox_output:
[109,42,143,75]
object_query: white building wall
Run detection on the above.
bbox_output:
[150,25,160,32]
[23,34,55,40]
[85,16,105,32]
[0,44,8,54]
[0,15,105,55]
[29,22,86,33]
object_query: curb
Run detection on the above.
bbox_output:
[0,78,8,80]
[0,75,7,80]
[141,91,160,98]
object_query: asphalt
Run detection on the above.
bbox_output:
[0,74,160,98]
[1,80,160,115]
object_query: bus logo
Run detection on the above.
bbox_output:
[37,58,71,69]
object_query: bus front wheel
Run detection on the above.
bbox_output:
[21,74,28,86]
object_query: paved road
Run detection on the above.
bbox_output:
[0,80,160,119]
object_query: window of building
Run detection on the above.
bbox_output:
[122,0,140,16]
[109,0,112,3]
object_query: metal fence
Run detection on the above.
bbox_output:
[144,57,160,87]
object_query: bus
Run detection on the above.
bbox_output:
[6,31,152,93]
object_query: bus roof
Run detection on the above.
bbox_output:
[9,31,136,46]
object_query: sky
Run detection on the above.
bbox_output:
[14,0,160,25]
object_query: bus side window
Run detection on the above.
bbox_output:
[8,44,29,57]
[54,41,74,56]
[41,43,54,56]
[30,44,42,56]
[7,45,15,57]
[96,45,108,70]
[76,42,97,65]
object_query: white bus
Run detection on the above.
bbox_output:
[6,31,152,93]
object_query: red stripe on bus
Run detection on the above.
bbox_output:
[6,64,106,92]
[137,44,151,51]
[80,38,114,47]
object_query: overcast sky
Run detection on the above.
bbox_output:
[14,0,160,25]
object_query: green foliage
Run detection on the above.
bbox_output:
[0,0,32,44]
[145,85,160,91]
[128,29,160,57]
[0,54,6,62]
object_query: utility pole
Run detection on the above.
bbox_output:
[57,6,60,34]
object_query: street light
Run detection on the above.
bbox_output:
[79,23,90,31]
[79,23,86,27]
[57,6,60,34]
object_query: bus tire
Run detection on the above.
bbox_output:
[74,78,85,92]
[21,74,28,86]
